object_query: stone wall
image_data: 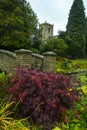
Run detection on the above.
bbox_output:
[0,50,16,73]
[43,52,57,72]
[0,49,57,73]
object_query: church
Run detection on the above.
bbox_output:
[39,21,54,40]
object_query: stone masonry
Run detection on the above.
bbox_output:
[0,49,57,73]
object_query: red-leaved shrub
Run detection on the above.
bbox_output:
[8,68,79,129]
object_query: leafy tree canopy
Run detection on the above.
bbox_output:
[40,38,68,57]
[0,0,38,51]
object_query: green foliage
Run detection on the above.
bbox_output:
[79,74,87,85]
[81,86,87,95]
[58,30,66,40]
[31,28,42,52]
[52,126,62,130]
[86,17,87,55]
[66,0,86,58]
[56,58,75,74]
[0,72,10,98]
[56,58,87,74]
[40,38,68,56]
[29,124,47,130]
[0,0,38,50]
[59,96,87,130]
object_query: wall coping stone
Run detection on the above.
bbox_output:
[0,49,16,58]
[15,49,32,54]
[43,51,57,56]
[32,53,44,59]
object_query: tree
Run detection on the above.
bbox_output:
[0,0,38,51]
[40,38,68,57]
[30,28,42,53]
[58,30,66,40]
[86,17,87,55]
[66,0,86,58]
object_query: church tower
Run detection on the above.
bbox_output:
[39,21,53,40]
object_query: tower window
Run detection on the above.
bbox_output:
[48,27,51,33]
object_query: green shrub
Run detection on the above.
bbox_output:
[56,59,87,74]
[79,73,87,86]
[56,59,74,74]
[81,86,87,95]
[0,72,10,98]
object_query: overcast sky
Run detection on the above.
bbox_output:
[27,0,87,35]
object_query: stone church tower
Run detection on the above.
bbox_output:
[39,21,53,40]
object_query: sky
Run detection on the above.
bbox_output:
[27,0,87,35]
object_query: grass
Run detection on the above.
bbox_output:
[0,101,30,130]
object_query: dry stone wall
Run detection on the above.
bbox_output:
[0,49,57,73]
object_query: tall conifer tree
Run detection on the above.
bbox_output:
[66,0,86,58]
[85,17,87,55]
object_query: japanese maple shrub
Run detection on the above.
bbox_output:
[8,68,78,129]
